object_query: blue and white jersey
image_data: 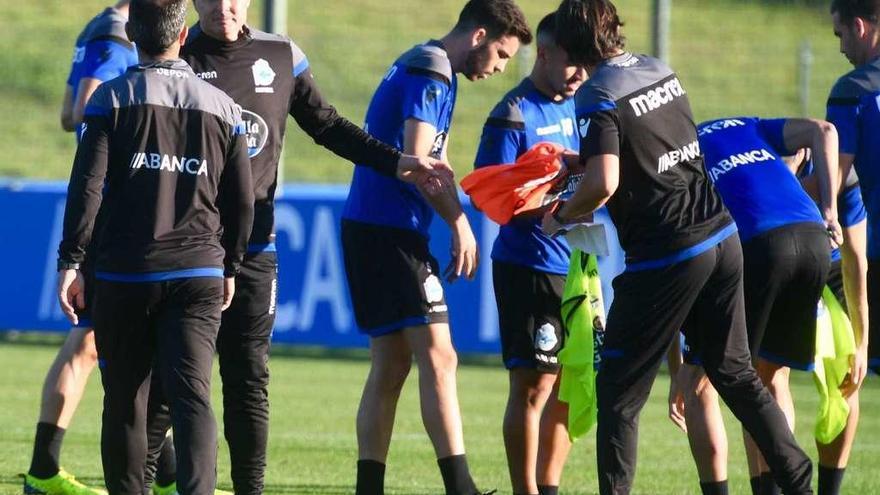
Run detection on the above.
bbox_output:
[67,7,138,140]
[827,56,880,259]
[342,41,457,238]
[474,78,579,275]
[697,117,823,242]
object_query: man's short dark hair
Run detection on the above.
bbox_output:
[831,0,880,25]
[536,12,558,46]
[453,0,533,45]
[128,0,187,56]
[554,0,625,66]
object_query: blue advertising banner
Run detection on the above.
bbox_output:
[0,180,623,354]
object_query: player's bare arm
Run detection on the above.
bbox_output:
[404,118,478,281]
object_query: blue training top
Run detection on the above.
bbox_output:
[826,56,880,259]
[473,78,580,275]
[697,117,823,242]
[67,7,138,141]
[342,41,457,238]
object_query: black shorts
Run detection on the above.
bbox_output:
[867,260,880,374]
[742,223,830,370]
[493,261,565,373]
[341,220,449,337]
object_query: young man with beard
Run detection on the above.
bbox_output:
[341,1,532,493]
[473,13,587,495]
[56,0,255,492]
[544,1,819,494]
[181,1,450,493]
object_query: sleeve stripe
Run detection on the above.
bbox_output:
[405,66,451,86]
[827,97,860,106]
[485,117,525,131]
[293,58,310,78]
[578,100,617,115]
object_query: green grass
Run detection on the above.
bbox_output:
[1,337,879,494]
[0,0,852,181]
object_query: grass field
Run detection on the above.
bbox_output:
[0,0,851,182]
[1,335,879,494]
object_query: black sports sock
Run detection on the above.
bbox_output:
[759,471,781,495]
[154,436,177,487]
[356,459,386,495]
[537,485,559,495]
[28,423,65,479]
[437,455,478,495]
[818,465,846,495]
[699,480,729,495]
[750,476,760,495]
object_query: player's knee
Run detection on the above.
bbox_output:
[425,345,458,378]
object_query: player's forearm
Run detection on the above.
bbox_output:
[420,180,466,227]
[811,122,840,220]
[841,242,869,349]
[219,137,256,277]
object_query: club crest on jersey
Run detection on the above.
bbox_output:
[241,109,269,158]
[252,58,276,93]
[430,131,448,159]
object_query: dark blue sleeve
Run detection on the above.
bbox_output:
[826,102,859,155]
[756,118,791,156]
[78,41,135,82]
[474,123,524,168]
[839,183,867,227]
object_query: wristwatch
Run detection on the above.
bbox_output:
[56,260,80,272]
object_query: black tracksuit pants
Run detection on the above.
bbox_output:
[93,277,223,495]
[217,251,277,495]
[596,234,813,495]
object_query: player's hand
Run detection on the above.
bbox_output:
[542,208,566,237]
[444,216,478,283]
[825,216,843,249]
[667,368,688,433]
[840,344,868,398]
[222,277,235,311]
[396,154,455,188]
[57,268,85,326]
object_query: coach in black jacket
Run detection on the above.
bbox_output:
[181,1,451,493]
[57,1,254,493]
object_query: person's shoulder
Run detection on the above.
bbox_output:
[829,62,880,101]
[249,28,309,74]
[396,43,453,86]
[190,74,242,125]
[696,116,755,137]
[485,80,530,127]
[82,7,131,47]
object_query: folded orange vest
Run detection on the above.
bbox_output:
[460,142,567,225]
